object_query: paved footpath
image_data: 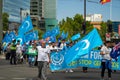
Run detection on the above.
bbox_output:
[0,54,120,80]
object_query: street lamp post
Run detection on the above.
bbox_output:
[0,0,3,42]
[20,8,22,23]
[83,0,86,34]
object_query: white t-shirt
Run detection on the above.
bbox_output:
[60,43,66,49]
[37,46,50,62]
[16,44,22,53]
[100,45,112,61]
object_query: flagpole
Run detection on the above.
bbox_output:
[110,0,112,20]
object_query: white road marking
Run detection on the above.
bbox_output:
[12,77,26,80]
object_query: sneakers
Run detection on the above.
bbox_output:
[66,69,73,73]
[69,69,73,72]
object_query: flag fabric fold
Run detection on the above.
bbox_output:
[51,26,60,36]
[24,30,38,43]
[65,28,103,64]
[61,31,68,39]
[100,0,111,4]
[71,33,80,41]
[18,15,33,35]
[110,42,120,60]
[2,32,12,43]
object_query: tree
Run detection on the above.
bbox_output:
[59,14,93,40]
[2,13,9,31]
[107,20,112,33]
[98,21,107,41]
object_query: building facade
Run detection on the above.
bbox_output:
[30,0,43,29]
[3,0,30,23]
[112,21,120,33]
[30,0,58,31]
[44,0,58,30]
[86,14,102,22]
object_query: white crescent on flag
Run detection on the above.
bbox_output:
[25,21,30,29]
[82,39,90,50]
[17,38,22,43]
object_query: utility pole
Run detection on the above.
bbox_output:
[20,8,23,23]
[83,0,86,34]
[0,0,3,42]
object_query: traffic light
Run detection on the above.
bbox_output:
[107,23,112,32]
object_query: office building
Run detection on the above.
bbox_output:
[30,0,43,29]
[3,0,30,23]
[30,0,58,31]
[86,14,102,22]
[3,0,30,30]
[44,0,58,30]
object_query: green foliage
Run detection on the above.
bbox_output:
[58,14,93,40]
[98,21,107,41]
[2,13,9,31]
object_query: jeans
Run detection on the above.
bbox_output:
[38,61,48,80]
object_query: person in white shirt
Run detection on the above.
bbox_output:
[37,41,50,80]
[60,39,66,49]
[16,41,23,63]
[100,41,112,80]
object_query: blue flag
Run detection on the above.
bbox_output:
[65,28,103,64]
[51,26,60,36]
[49,36,56,43]
[9,31,16,40]
[15,35,25,45]
[24,30,38,42]
[110,42,120,60]
[2,32,12,43]
[71,33,80,41]
[42,30,51,39]
[61,31,68,39]
[18,15,33,35]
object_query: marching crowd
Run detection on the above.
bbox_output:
[0,38,119,80]
[0,39,75,80]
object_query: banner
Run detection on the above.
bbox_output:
[50,50,120,71]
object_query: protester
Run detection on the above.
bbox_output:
[16,41,23,64]
[60,39,66,49]
[10,39,17,65]
[27,41,37,67]
[22,43,28,63]
[100,41,112,80]
[6,43,11,60]
[37,41,50,80]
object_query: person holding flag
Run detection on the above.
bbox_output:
[110,42,120,61]
[37,41,50,80]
